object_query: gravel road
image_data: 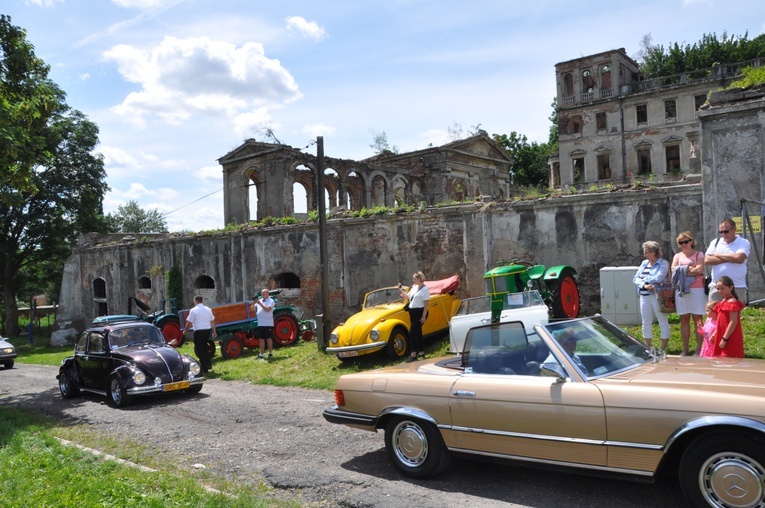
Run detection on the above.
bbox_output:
[0,364,686,507]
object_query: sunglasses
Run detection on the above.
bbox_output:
[678,239,691,245]
[719,229,730,234]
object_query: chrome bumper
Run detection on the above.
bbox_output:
[325,340,387,354]
[127,376,205,395]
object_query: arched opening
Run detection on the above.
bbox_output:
[293,182,309,214]
[93,278,108,316]
[194,275,216,289]
[371,175,387,207]
[137,276,152,289]
[563,73,574,97]
[274,272,301,289]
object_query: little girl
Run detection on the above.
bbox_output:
[698,301,717,358]
[712,276,746,358]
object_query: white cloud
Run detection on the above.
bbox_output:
[25,0,62,6]
[104,36,302,127]
[285,16,327,42]
[111,0,171,9]
[194,165,223,182]
[302,123,337,139]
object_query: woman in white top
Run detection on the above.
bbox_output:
[633,241,671,351]
[399,271,430,362]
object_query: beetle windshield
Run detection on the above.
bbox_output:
[109,327,165,349]
[363,288,405,309]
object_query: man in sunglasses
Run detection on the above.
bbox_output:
[705,218,750,302]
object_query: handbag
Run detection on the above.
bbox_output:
[656,260,676,314]
[704,239,719,295]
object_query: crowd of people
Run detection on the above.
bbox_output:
[633,218,750,357]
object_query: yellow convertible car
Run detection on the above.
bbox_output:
[324,315,765,508]
[327,275,460,361]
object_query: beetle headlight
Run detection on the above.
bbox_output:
[330,333,338,344]
[370,329,379,340]
[190,362,201,376]
[132,371,146,385]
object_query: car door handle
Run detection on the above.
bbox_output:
[480,318,490,324]
[452,390,476,397]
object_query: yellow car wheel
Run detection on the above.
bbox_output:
[385,326,410,360]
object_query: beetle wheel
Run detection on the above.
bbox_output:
[385,326,410,360]
[680,433,765,508]
[551,271,580,318]
[221,336,244,359]
[107,375,132,408]
[384,416,450,479]
[273,313,299,347]
[58,368,80,399]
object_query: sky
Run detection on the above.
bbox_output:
[5,0,765,232]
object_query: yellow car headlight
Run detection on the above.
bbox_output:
[370,329,379,340]
[330,333,338,344]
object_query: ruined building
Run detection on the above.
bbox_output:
[220,131,513,224]
[550,48,764,187]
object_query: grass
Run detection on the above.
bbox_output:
[4,307,765,506]
[10,305,765,392]
[0,407,296,507]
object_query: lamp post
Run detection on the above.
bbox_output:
[316,136,332,351]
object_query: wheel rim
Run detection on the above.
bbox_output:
[701,451,765,508]
[391,332,407,357]
[110,378,122,405]
[59,374,70,395]
[392,420,428,468]
[559,276,580,318]
[273,316,298,346]
[223,338,242,358]
[161,322,182,345]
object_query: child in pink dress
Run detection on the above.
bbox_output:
[698,301,717,358]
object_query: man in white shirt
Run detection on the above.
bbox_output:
[251,289,275,359]
[182,295,217,374]
[705,219,751,302]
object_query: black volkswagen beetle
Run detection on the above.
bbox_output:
[57,321,205,408]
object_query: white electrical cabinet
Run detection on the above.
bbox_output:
[600,266,641,326]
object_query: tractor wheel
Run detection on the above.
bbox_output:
[221,336,244,359]
[273,313,299,347]
[385,326,410,360]
[550,269,580,318]
[159,318,183,347]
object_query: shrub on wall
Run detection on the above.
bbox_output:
[167,264,183,311]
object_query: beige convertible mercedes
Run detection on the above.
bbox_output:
[323,315,765,508]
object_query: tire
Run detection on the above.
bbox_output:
[107,375,133,408]
[3,360,13,369]
[159,317,183,347]
[679,432,765,508]
[221,336,244,359]
[58,368,80,399]
[384,416,450,479]
[273,313,299,347]
[550,270,580,318]
[385,326,410,360]
[185,384,203,395]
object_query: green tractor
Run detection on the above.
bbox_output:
[484,260,580,322]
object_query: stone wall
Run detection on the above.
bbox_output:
[56,184,705,334]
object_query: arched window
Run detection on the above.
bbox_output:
[93,278,107,298]
[274,272,301,289]
[194,275,215,289]
[137,276,152,289]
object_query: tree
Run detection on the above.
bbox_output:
[0,17,108,336]
[369,130,398,155]
[638,31,765,77]
[0,15,62,202]
[492,132,550,187]
[107,200,168,233]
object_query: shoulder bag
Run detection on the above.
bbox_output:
[656,260,676,314]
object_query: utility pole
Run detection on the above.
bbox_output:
[316,136,332,351]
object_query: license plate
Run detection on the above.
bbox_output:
[337,351,359,358]
[164,380,190,392]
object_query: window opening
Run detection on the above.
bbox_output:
[665,145,681,173]
[596,112,607,132]
[637,147,652,175]
[664,99,677,120]
[636,104,647,124]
